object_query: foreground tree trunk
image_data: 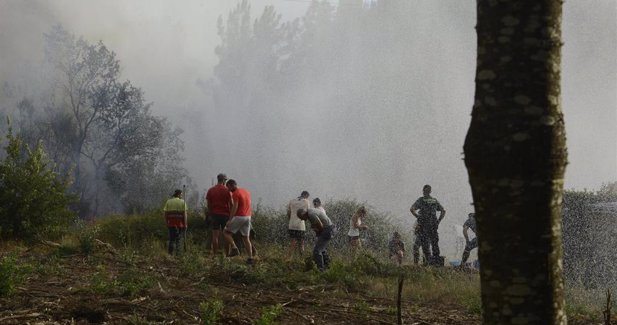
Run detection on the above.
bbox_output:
[464,1,567,324]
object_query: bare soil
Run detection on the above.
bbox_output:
[0,245,484,325]
[0,246,596,324]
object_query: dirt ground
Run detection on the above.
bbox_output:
[0,245,483,325]
[0,246,599,325]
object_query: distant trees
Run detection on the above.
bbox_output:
[464,1,567,324]
[0,123,76,240]
[208,0,454,195]
[9,25,189,217]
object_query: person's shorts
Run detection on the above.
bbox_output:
[209,214,229,230]
[465,237,478,251]
[348,235,359,242]
[225,216,251,236]
[288,230,305,240]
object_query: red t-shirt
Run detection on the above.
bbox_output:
[232,188,251,217]
[206,184,232,216]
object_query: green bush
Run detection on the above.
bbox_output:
[0,124,77,241]
[256,304,283,325]
[0,255,32,296]
[96,210,207,249]
[199,295,224,325]
[250,199,410,255]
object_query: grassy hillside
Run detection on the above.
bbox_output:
[0,201,610,324]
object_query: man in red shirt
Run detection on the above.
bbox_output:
[223,179,254,264]
[205,173,232,256]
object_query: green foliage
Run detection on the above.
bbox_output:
[250,199,408,255]
[96,210,207,249]
[76,221,100,254]
[256,304,284,325]
[116,268,155,297]
[86,264,154,297]
[0,255,32,296]
[0,124,76,240]
[251,205,288,246]
[199,294,224,325]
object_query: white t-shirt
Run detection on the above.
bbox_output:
[288,198,309,231]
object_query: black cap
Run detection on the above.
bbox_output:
[217,173,227,182]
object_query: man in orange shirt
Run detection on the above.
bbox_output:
[205,173,232,256]
[223,179,254,264]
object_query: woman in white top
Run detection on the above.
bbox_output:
[347,206,369,252]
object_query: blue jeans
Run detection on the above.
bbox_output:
[168,227,186,256]
[313,225,335,271]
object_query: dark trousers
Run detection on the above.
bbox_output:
[418,224,439,260]
[168,227,186,256]
[412,235,422,264]
[313,225,335,271]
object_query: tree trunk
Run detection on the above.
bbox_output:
[464,1,567,324]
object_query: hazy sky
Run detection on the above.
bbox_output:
[1,0,615,243]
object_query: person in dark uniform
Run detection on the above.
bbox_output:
[410,184,446,264]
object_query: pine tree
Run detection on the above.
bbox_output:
[0,120,76,240]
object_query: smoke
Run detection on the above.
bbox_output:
[0,0,615,256]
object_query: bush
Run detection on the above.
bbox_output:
[0,255,31,296]
[256,304,283,325]
[96,210,207,249]
[0,124,76,241]
[199,295,224,325]
[250,199,411,255]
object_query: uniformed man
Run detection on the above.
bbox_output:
[410,184,446,265]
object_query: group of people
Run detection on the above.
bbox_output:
[163,173,256,265]
[163,176,479,269]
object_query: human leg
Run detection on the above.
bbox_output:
[412,234,421,264]
[429,227,440,258]
[210,215,228,256]
[314,228,332,271]
[418,229,431,263]
[461,238,478,264]
[168,227,179,255]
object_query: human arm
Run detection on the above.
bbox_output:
[230,199,239,218]
[438,209,446,224]
[437,201,446,224]
[312,219,324,234]
[463,225,469,243]
[286,203,291,220]
[410,202,419,218]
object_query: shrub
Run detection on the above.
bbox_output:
[199,295,224,325]
[250,199,411,255]
[256,304,283,325]
[0,124,77,241]
[96,210,207,249]
[0,255,31,296]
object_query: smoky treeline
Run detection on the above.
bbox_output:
[1,26,191,218]
[1,0,474,219]
[201,0,473,214]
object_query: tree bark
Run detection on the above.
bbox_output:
[464,1,567,324]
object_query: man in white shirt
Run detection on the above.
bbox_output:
[286,190,310,259]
